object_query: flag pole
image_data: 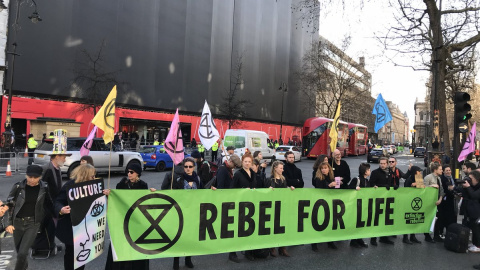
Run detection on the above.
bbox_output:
[170,123,180,190]
[108,142,112,189]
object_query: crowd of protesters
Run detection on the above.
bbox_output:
[3,145,480,269]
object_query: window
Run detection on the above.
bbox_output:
[420,112,424,120]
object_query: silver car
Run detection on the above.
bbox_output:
[34,138,143,178]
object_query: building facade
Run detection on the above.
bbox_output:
[377,101,409,145]
[0,0,317,144]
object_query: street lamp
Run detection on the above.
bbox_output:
[278,82,288,145]
[2,0,42,151]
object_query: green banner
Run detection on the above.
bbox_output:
[107,188,437,261]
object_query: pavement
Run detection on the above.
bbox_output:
[0,152,479,269]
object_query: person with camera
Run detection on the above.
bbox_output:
[5,165,53,270]
[461,170,480,253]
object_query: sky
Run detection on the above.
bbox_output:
[318,1,430,131]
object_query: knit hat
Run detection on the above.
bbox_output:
[127,163,142,177]
[191,150,201,159]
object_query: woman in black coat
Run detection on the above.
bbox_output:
[312,162,338,250]
[347,163,370,248]
[312,155,328,187]
[55,164,97,270]
[103,163,154,270]
[252,159,266,188]
[231,154,257,262]
[232,154,257,189]
[266,161,295,257]
[169,158,202,269]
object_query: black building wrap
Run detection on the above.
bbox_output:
[7,0,317,124]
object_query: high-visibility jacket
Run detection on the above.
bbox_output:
[274,143,279,148]
[198,144,205,153]
[48,135,54,139]
[212,142,219,151]
[27,137,38,149]
[154,141,160,146]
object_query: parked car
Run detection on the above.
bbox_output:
[274,145,302,162]
[367,148,388,163]
[34,138,143,178]
[413,147,426,158]
[388,145,397,154]
[139,145,190,171]
[383,145,394,155]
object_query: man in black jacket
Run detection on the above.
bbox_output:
[283,151,304,188]
[5,165,53,270]
[331,149,350,189]
[369,157,395,245]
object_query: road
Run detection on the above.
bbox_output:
[0,152,478,269]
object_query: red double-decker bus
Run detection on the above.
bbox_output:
[302,117,349,158]
[347,123,368,156]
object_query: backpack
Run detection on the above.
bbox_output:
[203,161,218,180]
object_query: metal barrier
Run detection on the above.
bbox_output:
[0,152,24,175]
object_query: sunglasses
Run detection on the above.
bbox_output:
[128,170,135,174]
[388,161,395,163]
[184,165,194,168]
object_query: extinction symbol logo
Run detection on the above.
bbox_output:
[104,98,116,130]
[411,197,422,211]
[375,103,386,123]
[199,113,217,139]
[124,193,183,255]
[163,128,184,154]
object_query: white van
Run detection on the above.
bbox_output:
[222,129,275,164]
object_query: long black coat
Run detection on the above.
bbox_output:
[438,174,457,227]
[233,168,256,188]
[54,180,76,245]
[313,174,334,189]
[283,163,304,188]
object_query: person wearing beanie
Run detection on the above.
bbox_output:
[103,162,155,270]
[5,165,53,270]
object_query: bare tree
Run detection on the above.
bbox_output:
[378,0,480,156]
[297,36,372,120]
[218,55,252,129]
[69,40,127,117]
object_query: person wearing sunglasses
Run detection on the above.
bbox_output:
[388,157,411,190]
[170,157,203,269]
[103,162,154,270]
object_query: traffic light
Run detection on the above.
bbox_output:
[454,92,472,133]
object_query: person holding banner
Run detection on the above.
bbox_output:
[5,165,53,270]
[233,154,257,189]
[348,163,371,248]
[312,155,328,187]
[312,161,338,250]
[403,166,424,244]
[170,157,203,269]
[55,164,96,270]
[283,151,304,188]
[369,157,395,246]
[103,162,152,270]
[266,160,295,257]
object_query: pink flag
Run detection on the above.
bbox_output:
[80,126,98,156]
[164,109,184,165]
[458,122,476,162]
